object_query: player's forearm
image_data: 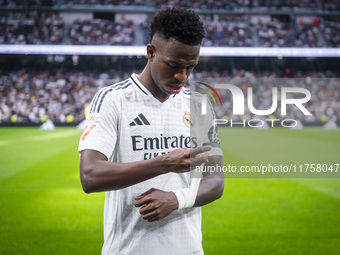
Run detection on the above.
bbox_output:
[80,150,168,193]
[194,173,224,207]
[80,147,210,193]
[194,156,224,207]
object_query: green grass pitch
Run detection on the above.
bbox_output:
[0,127,339,254]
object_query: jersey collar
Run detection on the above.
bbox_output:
[130,73,148,96]
[130,73,179,100]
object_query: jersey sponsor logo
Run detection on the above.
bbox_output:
[183,111,194,127]
[129,113,150,126]
[131,134,198,160]
[131,134,198,151]
[81,124,96,141]
[86,115,98,121]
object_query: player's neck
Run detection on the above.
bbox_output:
[136,70,170,103]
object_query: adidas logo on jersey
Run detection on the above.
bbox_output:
[129,113,150,126]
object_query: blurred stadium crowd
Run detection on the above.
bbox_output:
[0,1,339,47]
[0,11,135,45]
[1,11,339,47]
[1,0,340,10]
[0,0,339,125]
[1,66,339,124]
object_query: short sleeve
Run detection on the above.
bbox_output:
[202,100,223,157]
[190,92,223,157]
[78,87,119,159]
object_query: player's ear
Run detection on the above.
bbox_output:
[147,44,156,61]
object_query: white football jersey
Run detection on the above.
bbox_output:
[78,73,222,255]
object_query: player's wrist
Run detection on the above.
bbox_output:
[150,154,170,174]
[158,153,174,174]
[172,188,194,209]
[167,191,180,210]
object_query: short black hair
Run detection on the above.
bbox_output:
[149,7,205,45]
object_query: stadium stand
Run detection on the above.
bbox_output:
[255,17,322,47]
[0,1,339,125]
[1,11,339,47]
[201,16,254,47]
[322,17,340,47]
[0,0,324,9]
[67,17,134,45]
[1,63,339,124]
[0,0,340,47]
[322,0,340,11]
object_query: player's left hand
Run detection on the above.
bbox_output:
[134,188,178,222]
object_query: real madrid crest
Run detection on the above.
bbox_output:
[183,111,194,127]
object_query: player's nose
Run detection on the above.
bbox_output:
[174,69,187,83]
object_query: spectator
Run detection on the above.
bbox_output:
[1,67,339,124]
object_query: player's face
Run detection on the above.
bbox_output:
[148,36,200,98]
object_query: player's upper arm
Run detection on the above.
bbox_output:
[79,149,108,193]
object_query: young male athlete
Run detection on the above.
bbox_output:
[78,7,224,255]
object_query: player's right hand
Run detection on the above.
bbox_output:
[163,146,211,173]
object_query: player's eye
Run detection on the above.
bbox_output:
[167,62,178,68]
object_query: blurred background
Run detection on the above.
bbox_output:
[0,0,339,126]
[0,1,339,255]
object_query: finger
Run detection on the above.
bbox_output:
[137,188,154,197]
[190,153,209,166]
[141,210,159,221]
[190,146,211,157]
[134,195,151,207]
[134,195,144,201]
[139,204,155,215]
[147,215,160,222]
[134,188,155,201]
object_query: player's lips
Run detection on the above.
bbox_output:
[168,84,182,94]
